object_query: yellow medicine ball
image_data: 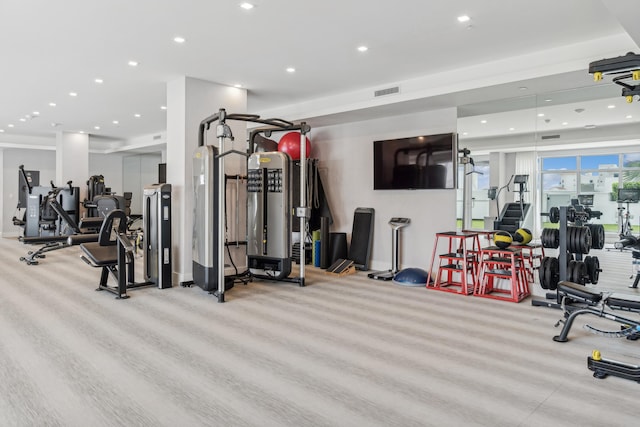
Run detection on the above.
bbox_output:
[494,231,513,249]
[513,228,533,245]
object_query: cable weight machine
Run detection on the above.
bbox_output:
[191,108,311,302]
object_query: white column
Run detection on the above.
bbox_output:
[56,131,88,213]
[166,76,247,284]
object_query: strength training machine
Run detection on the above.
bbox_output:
[191,109,311,302]
[79,184,172,299]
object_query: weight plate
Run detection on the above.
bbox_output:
[574,261,587,285]
[549,207,560,224]
[592,256,600,284]
[593,224,605,250]
[582,226,592,254]
[539,256,549,289]
[549,257,560,290]
[585,256,595,284]
[568,260,577,282]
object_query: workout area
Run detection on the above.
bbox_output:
[2,2,640,426]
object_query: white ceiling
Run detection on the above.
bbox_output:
[0,0,639,144]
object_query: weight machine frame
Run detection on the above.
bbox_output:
[196,109,311,302]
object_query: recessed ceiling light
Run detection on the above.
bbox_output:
[32,111,40,115]
[545,99,552,102]
[462,132,468,136]
[357,46,368,52]
[94,126,101,130]
[0,129,4,133]
[286,67,296,73]
[128,60,138,67]
[134,113,141,118]
[8,124,14,127]
[480,120,487,124]
[457,15,470,22]
[49,102,56,107]
[19,118,26,122]
[562,122,568,125]
[234,84,243,88]
[50,122,60,127]
[112,120,119,125]
[584,124,597,129]
[94,78,104,84]
[69,92,78,97]
[173,36,186,43]
[160,105,167,110]
[519,86,528,91]
[607,105,616,109]
[626,115,633,119]
[240,3,254,10]
[78,131,85,134]
[509,127,515,131]
[537,113,545,117]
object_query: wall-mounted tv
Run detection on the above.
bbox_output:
[373,133,457,190]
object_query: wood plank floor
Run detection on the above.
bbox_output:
[1,236,639,426]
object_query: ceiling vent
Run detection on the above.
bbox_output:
[541,134,560,140]
[374,86,399,97]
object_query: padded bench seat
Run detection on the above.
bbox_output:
[80,242,118,267]
[607,293,640,311]
[557,281,603,304]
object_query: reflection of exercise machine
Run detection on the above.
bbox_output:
[368,218,411,281]
[590,52,640,103]
[492,174,531,234]
[552,281,640,342]
[588,350,640,383]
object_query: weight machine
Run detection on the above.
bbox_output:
[191,109,311,302]
[590,52,640,103]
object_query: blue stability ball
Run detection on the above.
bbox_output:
[392,267,429,287]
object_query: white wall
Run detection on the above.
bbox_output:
[123,153,162,215]
[312,108,458,271]
[2,148,56,236]
[89,153,125,196]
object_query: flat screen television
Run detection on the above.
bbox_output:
[373,133,457,190]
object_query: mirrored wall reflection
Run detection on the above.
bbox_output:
[457,81,640,234]
[123,153,162,216]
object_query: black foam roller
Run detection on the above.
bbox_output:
[320,216,330,269]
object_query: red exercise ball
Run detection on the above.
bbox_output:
[277,132,312,160]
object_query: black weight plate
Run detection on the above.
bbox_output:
[552,229,559,249]
[568,226,576,254]
[585,256,595,284]
[549,257,560,290]
[594,224,605,250]
[592,256,600,284]
[549,207,560,224]
[568,260,577,282]
[541,229,551,248]
[582,226,592,254]
[574,261,587,285]
[539,256,549,289]
[538,257,549,289]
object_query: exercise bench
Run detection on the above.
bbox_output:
[553,280,640,342]
[80,209,152,299]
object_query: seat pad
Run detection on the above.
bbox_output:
[80,242,117,266]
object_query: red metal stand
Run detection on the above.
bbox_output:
[511,243,545,283]
[475,246,530,302]
[427,231,480,295]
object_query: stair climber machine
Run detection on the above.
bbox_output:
[492,174,532,234]
[191,108,311,302]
